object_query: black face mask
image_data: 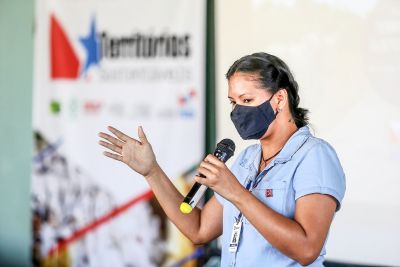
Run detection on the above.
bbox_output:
[230,94,276,140]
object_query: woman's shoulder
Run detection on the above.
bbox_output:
[297,133,343,172]
[301,129,339,157]
[293,128,346,211]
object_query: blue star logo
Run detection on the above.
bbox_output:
[79,17,100,75]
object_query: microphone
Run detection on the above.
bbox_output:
[180,139,235,214]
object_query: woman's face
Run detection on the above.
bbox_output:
[228,72,274,109]
[228,72,281,139]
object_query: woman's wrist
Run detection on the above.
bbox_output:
[144,162,161,180]
[227,183,249,206]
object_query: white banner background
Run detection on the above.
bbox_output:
[32,0,205,266]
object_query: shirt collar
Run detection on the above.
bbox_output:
[245,126,312,170]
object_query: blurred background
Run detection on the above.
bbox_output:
[0,0,399,266]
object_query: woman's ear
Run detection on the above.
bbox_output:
[275,88,288,109]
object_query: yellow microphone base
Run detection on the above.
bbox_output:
[180,202,193,214]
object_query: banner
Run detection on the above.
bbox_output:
[32,1,206,266]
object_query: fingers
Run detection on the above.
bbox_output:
[138,126,148,144]
[198,166,214,178]
[103,151,123,161]
[196,154,226,179]
[194,174,210,187]
[195,155,229,186]
[98,132,125,147]
[99,140,122,154]
[108,126,130,142]
[205,154,224,167]
[199,161,218,173]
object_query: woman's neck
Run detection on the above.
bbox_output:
[260,122,298,158]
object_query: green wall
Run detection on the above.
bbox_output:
[0,0,34,266]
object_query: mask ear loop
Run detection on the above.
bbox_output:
[268,92,281,115]
[267,93,275,102]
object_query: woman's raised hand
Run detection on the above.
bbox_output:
[98,126,158,178]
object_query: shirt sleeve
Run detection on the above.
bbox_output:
[293,140,346,211]
[213,190,224,204]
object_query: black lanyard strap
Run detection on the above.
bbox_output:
[235,165,275,223]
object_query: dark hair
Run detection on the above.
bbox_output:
[226,52,309,128]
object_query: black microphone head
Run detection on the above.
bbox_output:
[215,138,235,162]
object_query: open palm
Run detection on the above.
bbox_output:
[98,126,156,177]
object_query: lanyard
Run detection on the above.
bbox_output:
[229,164,276,255]
[235,164,275,223]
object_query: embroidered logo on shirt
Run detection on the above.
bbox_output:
[266,189,273,197]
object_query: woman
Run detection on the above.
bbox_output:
[98,52,346,266]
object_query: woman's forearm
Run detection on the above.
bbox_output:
[144,163,203,243]
[231,187,327,265]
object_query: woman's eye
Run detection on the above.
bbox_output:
[230,100,236,106]
[243,99,252,103]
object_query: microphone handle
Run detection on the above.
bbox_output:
[182,176,207,207]
[180,150,229,214]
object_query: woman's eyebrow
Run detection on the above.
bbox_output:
[228,93,251,99]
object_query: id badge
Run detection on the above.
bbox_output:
[229,221,242,253]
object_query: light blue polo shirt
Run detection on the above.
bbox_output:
[215,126,346,267]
